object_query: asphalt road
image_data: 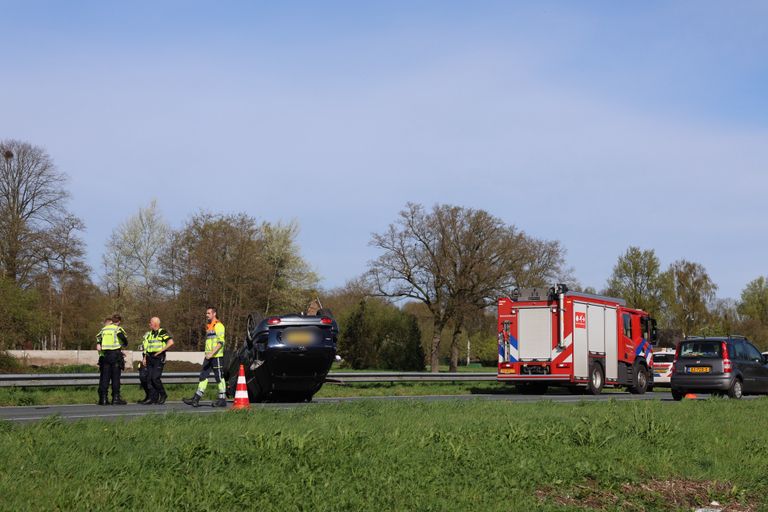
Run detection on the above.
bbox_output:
[0,390,724,423]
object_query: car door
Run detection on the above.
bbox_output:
[743,342,768,393]
[731,340,755,391]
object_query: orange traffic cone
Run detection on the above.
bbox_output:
[684,393,698,399]
[232,364,250,410]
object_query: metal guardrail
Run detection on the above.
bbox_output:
[0,371,498,387]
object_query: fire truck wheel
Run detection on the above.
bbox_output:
[587,362,604,395]
[629,362,649,395]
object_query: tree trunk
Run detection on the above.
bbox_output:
[449,324,462,372]
[430,318,444,373]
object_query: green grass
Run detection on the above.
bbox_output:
[1,399,766,510]
[0,381,514,406]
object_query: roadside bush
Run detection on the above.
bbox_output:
[339,299,425,371]
[0,351,23,373]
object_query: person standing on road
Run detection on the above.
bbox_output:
[184,306,227,408]
[96,314,129,405]
[139,317,174,405]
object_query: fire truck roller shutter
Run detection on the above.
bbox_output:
[604,307,619,381]
[517,307,552,361]
[587,304,606,354]
[573,302,589,379]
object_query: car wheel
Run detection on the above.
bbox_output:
[586,361,604,395]
[727,378,743,399]
[671,389,685,401]
[629,363,648,395]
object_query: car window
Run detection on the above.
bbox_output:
[653,353,675,363]
[731,340,746,361]
[679,341,722,359]
[744,342,762,361]
[623,314,632,338]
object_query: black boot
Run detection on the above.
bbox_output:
[211,398,227,408]
[112,396,127,405]
[137,396,151,404]
[138,397,154,405]
[98,396,108,406]
[157,394,167,405]
[183,394,201,407]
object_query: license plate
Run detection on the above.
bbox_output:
[687,367,710,374]
[284,331,314,345]
[499,368,516,374]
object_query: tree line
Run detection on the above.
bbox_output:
[1,139,767,370]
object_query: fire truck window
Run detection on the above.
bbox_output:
[623,314,632,338]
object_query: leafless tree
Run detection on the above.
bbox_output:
[369,203,568,372]
[0,140,70,285]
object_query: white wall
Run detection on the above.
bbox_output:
[8,350,205,367]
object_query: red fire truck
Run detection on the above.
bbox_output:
[497,285,658,394]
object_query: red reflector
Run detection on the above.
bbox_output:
[320,317,333,325]
[267,317,281,325]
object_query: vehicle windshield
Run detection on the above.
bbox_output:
[653,353,675,363]
[679,341,722,359]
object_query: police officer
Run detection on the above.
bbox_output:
[96,314,128,405]
[140,317,174,405]
[184,306,227,407]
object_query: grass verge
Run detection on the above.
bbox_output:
[1,399,766,510]
[0,381,514,406]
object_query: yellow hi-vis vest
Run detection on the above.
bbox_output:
[98,325,122,351]
[205,321,225,358]
[143,329,170,353]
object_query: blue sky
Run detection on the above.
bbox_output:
[1,1,767,298]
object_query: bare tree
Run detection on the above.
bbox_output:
[0,140,70,285]
[37,215,89,349]
[369,203,568,372]
[102,201,170,319]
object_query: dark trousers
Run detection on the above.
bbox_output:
[139,365,150,398]
[197,357,224,395]
[147,354,166,399]
[98,350,122,398]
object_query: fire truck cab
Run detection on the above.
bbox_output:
[497,284,658,394]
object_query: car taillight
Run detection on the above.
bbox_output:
[722,341,732,373]
[267,317,281,325]
[320,317,333,325]
[671,344,680,375]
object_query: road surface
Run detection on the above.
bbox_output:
[0,390,713,423]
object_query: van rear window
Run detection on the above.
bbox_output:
[679,341,722,359]
[653,353,675,363]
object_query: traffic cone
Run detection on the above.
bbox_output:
[232,364,250,410]
[684,393,698,399]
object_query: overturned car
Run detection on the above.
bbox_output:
[223,309,338,402]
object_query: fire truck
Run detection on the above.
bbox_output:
[497,284,658,394]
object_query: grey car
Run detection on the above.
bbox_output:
[670,336,768,400]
